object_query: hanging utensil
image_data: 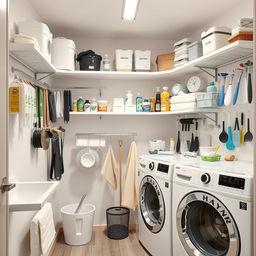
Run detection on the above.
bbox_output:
[189,133,195,152]
[240,112,245,145]
[176,131,180,153]
[219,121,228,143]
[233,117,240,147]
[194,121,200,152]
[244,118,253,142]
[224,74,234,106]
[218,73,228,106]
[226,112,235,150]
[245,60,253,104]
[180,123,187,153]
[186,123,191,150]
[233,68,244,105]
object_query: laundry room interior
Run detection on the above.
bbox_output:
[3,0,256,255]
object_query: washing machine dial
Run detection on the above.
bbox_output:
[149,162,155,171]
[201,173,211,184]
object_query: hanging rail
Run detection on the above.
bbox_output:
[76,132,137,137]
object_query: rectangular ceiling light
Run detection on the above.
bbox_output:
[122,0,140,20]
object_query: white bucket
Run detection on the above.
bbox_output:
[52,37,76,71]
[18,20,52,62]
[61,203,96,246]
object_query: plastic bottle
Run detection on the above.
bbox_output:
[170,138,175,153]
[143,99,151,112]
[91,98,97,112]
[150,95,156,112]
[136,93,143,112]
[103,54,111,71]
[84,100,91,112]
[77,97,85,112]
[161,86,170,112]
[125,90,133,105]
[72,100,78,112]
[155,87,161,112]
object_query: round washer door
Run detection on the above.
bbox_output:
[139,175,165,233]
[176,191,240,256]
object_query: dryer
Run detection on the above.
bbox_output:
[172,162,253,256]
[138,155,174,256]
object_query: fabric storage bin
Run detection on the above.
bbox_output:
[201,26,231,55]
[156,52,175,71]
[52,38,76,71]
[115,49,133,72]
[134,50,151,72]
[188,41,203,61]
[196,93,218,108]
[77,50,102,71]
[18,20,52,62]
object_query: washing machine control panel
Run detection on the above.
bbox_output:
[149,162,155,171]
[201,173,211,184]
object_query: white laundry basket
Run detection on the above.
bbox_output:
[61,203,96,246]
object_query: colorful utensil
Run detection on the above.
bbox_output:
[226,113,235,150]
[219,121,228,143]
[240,112,245,145]
[218,73,228,106]
[224,74,234,106]
[244,118,253,142]
[233,117,240,147]
[233,68,244,105]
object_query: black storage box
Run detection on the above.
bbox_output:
[77,50,102,71]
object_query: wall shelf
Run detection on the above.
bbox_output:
[9,43,56,74]
[53,40,253,81]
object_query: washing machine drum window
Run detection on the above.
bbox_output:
[177,191,240,256]
[139,175,165,233]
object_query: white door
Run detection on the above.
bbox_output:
[0,0,8,255]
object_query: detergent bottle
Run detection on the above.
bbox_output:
[161,87,170,112]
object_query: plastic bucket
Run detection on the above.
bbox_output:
[106,207,130,240]
[61,203,96,246]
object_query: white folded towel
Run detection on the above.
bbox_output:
[30,203,56,256]
[171,93,203,104]
[122,142,139,210]
[101,145,118,189]
[171,102,197,111]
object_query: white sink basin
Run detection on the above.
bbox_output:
[9,181,59,212]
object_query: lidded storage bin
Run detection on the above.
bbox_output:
[52,38,76,71]
[134,50,151,72]
[77,50,102,71]
[201,26,231,55]
[17,20,52,62]
[188,41,203,61]
[115,49,133,72]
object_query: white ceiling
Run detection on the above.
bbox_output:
[28,0,245,40]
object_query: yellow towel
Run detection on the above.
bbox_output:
[101,145,118,189]
[122,141,138,210]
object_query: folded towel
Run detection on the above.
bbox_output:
[30,203,56,256]
[11,34,40,50]
[171,102,197,111]
[101,145,118,189]
[171,93,203,104]
[122,142,139,210]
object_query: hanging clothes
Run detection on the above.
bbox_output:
[54,91,63,119]
[121,141,139,210]
[50,130,65,180]
[63,90,72,123]
[101,145,118,189]
[48,90,57,123]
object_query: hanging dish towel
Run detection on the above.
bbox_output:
[30,203,56,256]
[122,141,138,210]
[48,90,57,123]
[101,145,118,189]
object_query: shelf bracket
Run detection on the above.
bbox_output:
[195,66,218,82]
[35,72,55,82]
[198,112,219,127]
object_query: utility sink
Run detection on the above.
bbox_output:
[9,181,59,212]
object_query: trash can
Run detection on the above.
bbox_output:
[106,207,130,240]
[61,203,96,246]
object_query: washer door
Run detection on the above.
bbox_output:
[139,175,165,233]
[176,191,240,256]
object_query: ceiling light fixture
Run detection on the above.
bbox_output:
[122,0,140,20]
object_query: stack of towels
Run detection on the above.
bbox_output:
[170,93,202,111]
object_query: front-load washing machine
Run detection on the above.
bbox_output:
[172,162,253,256]
[138,155,174,256]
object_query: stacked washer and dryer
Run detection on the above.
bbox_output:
[138,155,254,256]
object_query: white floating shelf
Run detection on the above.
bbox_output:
[9,43,56,73]
[70,108,218,116]
[53,40,252,81]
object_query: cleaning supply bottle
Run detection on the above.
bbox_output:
[161,86,170,112]
[84,100,91,112]
[150,95,156,112]
[103,54,111,71]
[125,90,133,105]
[90,98,97,112]
[77,96,84,112]
[155,87,161,112]
[72,100,78,112]
[136,93,143,112]
[142,99,151,112]
[170,138,175,153]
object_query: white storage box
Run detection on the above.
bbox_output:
[201,26,231,55]
[52,38,76,71]
[115,49,133,72]
[174,38,192,50]
[134,50,151,72]
[188,41,203,61]
[18,20,52,62]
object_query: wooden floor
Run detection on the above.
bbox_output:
[50,230,149,256]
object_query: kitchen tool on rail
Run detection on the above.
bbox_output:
[224,74,234,106]
[244,118,253,142]
[233,117,240,147]
[240,112,245,145]
[219,121,228,143]
[176,130,181,153]
[226,112,235,150]
[218,73,228,106]
[244,60,253,104]
[233,68,244,105]
[194,121,200,152]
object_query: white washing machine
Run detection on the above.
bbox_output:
[172,162,253,256]
[138,155,174,256]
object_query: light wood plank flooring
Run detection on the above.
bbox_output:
[50,230,149,256]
